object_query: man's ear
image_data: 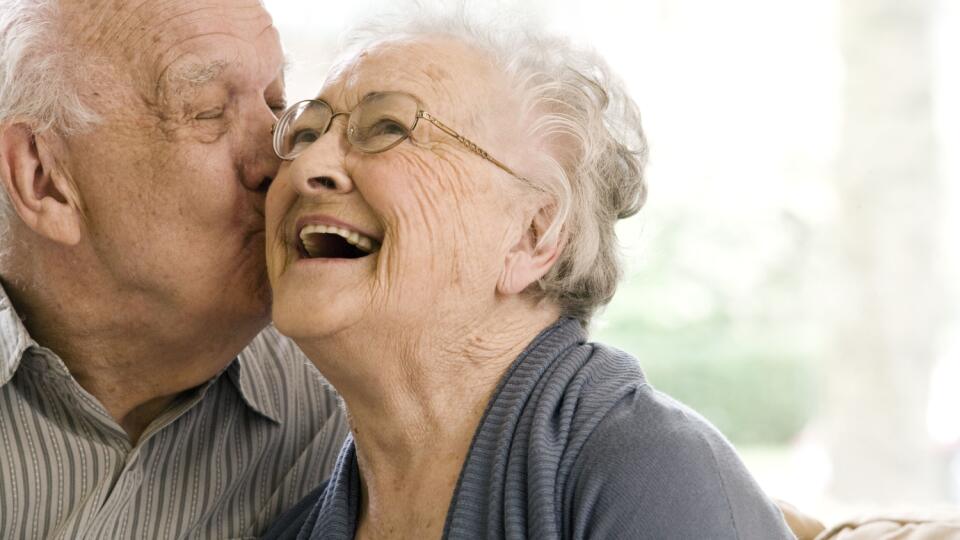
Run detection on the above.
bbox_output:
[498,203,566,296]
[0,123,83,245]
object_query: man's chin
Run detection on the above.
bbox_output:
[248,280,274,323]
[218,271,273,332]
[233,249,273,316]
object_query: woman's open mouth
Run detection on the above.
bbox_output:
[297,223,381,260]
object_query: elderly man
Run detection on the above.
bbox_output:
[0,0,347,537]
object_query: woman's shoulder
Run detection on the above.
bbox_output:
[260,480,331,539]
[557,341,793,538]
[560,339,743,459]
[568,362,748,483]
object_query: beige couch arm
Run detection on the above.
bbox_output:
[777,499,826,540]
[814,514,960,539]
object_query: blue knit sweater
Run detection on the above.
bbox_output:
[263,318,793,539]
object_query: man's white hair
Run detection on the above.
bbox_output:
[339,7,648,324]
[0,0,99,262]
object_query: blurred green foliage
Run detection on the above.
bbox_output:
[593,214,819,446]
[597,312,816,445]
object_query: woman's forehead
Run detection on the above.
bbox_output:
[321,36,503,113]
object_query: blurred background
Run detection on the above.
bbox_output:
[264,0,958,524]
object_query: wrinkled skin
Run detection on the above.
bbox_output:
[265,35,562,539]
[0,0,286,438]
[62,0,285,332]
[266,37,533,355]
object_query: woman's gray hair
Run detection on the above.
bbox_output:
[339,8,648,325]
[0,0,99,260]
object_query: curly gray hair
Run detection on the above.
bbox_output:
[339,10,648,325]
[0,0,99,262]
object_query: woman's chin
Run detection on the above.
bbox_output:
[270,291,367,344]
[273,313,329,341]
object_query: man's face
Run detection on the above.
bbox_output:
[60,0,285,331]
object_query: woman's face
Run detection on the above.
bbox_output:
[265,37,531,341]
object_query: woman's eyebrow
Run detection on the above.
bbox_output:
[357,90,427,106]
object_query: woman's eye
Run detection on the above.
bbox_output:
[291,129,321,147]
[195,108,224,120]
[369,118,409,137]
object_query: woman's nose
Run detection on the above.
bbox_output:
[288,119,355,196]
[301,173,352,193]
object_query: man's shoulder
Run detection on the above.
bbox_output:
[241,325,324,385]
[244,325,307,360]
[234,325,341,420]
[232,327,348,533]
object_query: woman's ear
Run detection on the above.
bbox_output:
[498,202,565,296]
[0,123,84,246]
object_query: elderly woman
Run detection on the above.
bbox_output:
[262,14,792,540]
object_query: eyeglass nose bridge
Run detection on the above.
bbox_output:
[273,109,354,159]
[307,110,356,152]
[327,111,353,138]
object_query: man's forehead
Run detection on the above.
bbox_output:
[63,0,279,76]
[162,53,288,83]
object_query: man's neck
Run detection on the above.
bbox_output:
[2,266,266,444]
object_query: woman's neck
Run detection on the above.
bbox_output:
[298,302,561,539]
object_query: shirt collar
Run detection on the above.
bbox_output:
[227,335,284,424]
[2,281,283,427]
[0,281,37,387]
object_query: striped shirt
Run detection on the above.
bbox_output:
[0,285,349,539]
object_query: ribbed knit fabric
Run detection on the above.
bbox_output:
[263,318,794,539]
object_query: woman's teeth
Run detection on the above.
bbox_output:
[299,224,379,256]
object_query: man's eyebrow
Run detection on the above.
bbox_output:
[157,60,230,102]
[169,60,229,86]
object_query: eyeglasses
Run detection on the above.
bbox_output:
[271,92,524,180]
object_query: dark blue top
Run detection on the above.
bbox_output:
[263,318,793,539]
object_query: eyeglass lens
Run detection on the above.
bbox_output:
[274,93,421,160]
